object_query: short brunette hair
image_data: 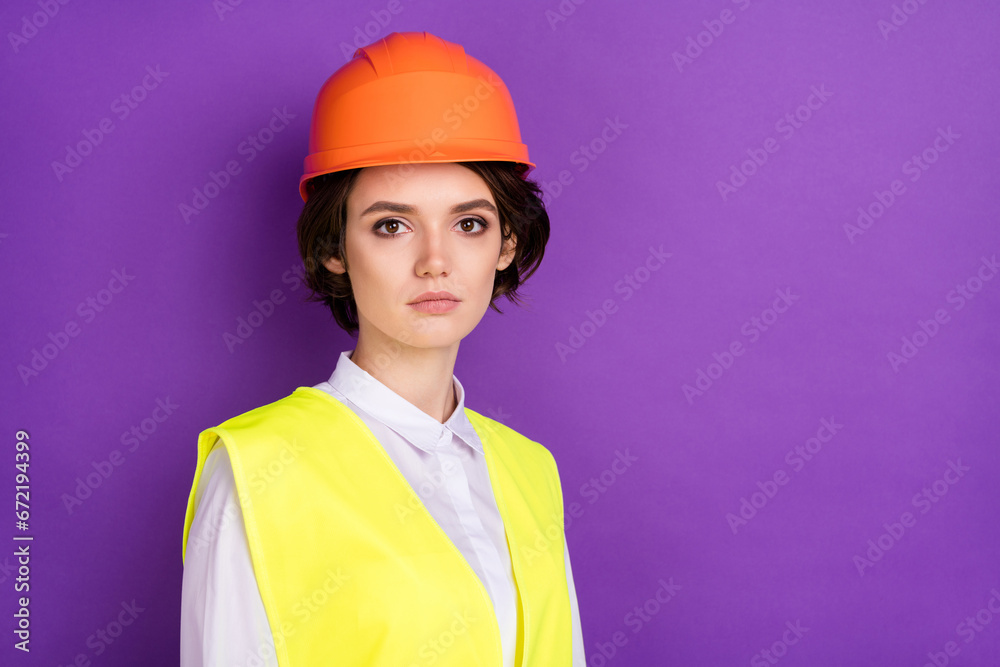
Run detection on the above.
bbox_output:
[296,161,550,337]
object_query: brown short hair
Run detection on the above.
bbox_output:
[296,161,550,337]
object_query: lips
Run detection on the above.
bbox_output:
[409,291,459,304]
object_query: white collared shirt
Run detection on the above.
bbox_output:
[181,349,585,666]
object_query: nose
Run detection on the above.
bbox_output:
[413,224,451,277]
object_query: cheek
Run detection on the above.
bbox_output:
[345,256,380,302]
[350,253,406,314]
[466,255,501,302]
[354,272,391,310]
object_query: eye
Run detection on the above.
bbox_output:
[372,218,411,238]
[457,217,489,235]
[372,216,490,238]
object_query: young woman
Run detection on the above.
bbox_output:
[180,31,584,666]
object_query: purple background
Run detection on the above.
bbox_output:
[3,0,999,665]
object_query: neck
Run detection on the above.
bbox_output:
[349,335,460,424]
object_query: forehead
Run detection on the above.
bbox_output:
[348,163,494,208]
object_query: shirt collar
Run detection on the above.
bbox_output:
[326,349,484,455]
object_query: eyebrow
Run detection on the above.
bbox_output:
[359,198,498,217]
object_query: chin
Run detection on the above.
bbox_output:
[398,316,478,348]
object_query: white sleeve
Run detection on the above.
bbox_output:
[180,442,278,667]
[565,540,586,666]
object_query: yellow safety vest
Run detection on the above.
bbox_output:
[181,386,572,666]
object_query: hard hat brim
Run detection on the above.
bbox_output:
[299,145,534,202]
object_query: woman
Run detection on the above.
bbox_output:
[180,31,584,666]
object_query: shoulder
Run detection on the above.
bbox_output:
[185,445,245,560]
[211,387,343,434]
[464,407,559,469]
[191,445,237,512]
[200,388,358,466]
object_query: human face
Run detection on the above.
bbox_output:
[323,162,516,351]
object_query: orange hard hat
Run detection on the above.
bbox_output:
[299,31,534,202]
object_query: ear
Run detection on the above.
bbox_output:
[496,232,517,272]
[323,255,347,274]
